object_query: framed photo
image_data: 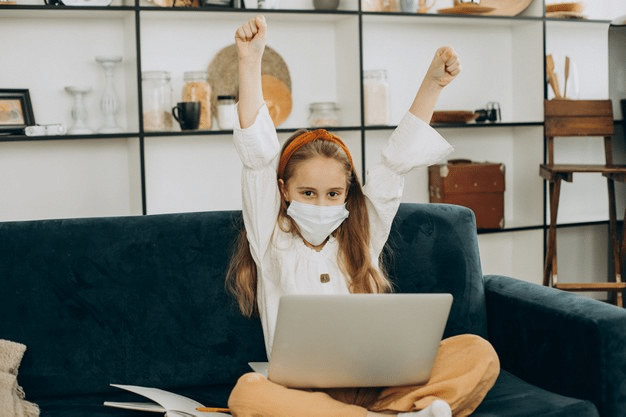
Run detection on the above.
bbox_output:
[0,89,35,135]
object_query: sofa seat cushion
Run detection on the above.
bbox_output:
[32,384,233,417]
[33,371,597,417]
[473,370,598,417]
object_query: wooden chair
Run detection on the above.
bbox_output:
[540,99,626,306]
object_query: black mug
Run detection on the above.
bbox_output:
[172,102,201,131]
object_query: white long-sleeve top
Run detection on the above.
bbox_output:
[233,104,453,357]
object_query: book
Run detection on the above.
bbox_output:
[247,362,268,378]
[104,384,230,416]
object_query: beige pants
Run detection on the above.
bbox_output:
[228,334,500,417]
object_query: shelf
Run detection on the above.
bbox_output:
[477,223,544,235]
[545,17,614,25]
[138,6,360,16]
[143,125,362,137]
[0,121,547,142]
[362,11,543,25]
[362,122,544,132]
[552,220,613,229]
[277,125,362,134]
[431,121,543,129]
[0,133,139,142]
[0,4,133,14]
[0,4,134,16]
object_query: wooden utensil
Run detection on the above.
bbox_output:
[563,56,570,98]
[546,54,562,99]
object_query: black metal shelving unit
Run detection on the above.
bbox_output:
[0,1,622,240]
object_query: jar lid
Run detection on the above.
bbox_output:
[142,70,171,80]
[309,102,339,110]
[364,69,387,79]
[183,71,208,80]
[217,95,237,100]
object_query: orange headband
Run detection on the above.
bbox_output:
[277,129,354,179]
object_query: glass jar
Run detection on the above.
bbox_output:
[182,71,212,130]
[142,71,173,132]
[363,69,390,126]
[308,102,340,127]
[217,95,237,130]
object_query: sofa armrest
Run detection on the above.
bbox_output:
[484,275,626,417]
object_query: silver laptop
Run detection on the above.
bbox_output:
[249,293,452,389]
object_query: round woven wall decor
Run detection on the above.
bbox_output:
[208,44,291,123]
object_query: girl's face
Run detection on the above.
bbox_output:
[279,156,348,206]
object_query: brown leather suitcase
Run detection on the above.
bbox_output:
[428,159,505,229]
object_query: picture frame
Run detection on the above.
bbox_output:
[0,89,35,135]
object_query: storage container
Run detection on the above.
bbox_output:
[217,95,236,130]
[429,159,505,229]
[363,69,390,126]
[182,71,212,130]
[142,71,173,132]
[308,102,340,127]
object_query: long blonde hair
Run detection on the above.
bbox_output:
[226,130,392,317]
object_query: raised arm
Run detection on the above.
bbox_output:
[410,46,461,123]
[235,15,267,129]
[364,48,458,257]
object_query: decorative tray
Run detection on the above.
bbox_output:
[431,111,478,124]
[480,0,533,16]
[438,4,495,15]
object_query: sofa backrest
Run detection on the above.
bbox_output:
[0,210,265,399]
[0,203,486,399]
[388,204,487,339]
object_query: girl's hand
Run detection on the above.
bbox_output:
[425,46,461,88]
[235,15,267,62]
[408,47,461,122]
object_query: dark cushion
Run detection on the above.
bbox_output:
[473,370,598,417]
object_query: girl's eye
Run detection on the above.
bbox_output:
[328,192,339,198]
[303,191,314,196]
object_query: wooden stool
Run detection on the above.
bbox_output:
[540,99,626,306]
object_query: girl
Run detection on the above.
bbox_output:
[226,15,499,417]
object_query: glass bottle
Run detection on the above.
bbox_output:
[363,69,390,126]
[308,102,340,127]
[182,71,212,130]
[142,71,173,132]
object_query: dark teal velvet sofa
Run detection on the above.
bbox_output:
[1,203,625,416]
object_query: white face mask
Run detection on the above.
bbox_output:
[286,200,349,246]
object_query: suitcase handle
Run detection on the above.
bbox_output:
[447,158,473,164]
